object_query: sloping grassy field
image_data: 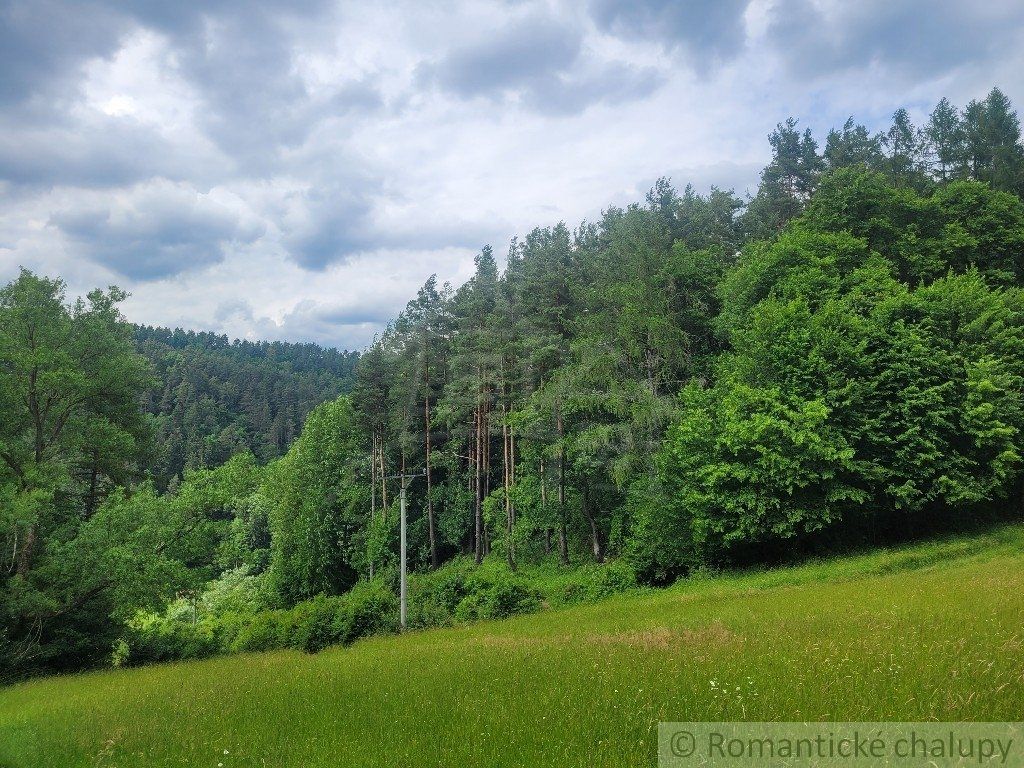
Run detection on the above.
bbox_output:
[3,525,1024,767]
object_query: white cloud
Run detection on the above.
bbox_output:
[1,0,1023,350]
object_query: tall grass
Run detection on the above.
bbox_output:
[2,524,1023,767]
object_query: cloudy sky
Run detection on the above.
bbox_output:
[2,0,1023,350]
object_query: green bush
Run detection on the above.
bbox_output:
[407,558,475,629]
[126,616,221,665]
[229,610,293,654]
[269,582,401,654]
[289,582,399,653]
[454,564,541,622]
[123,559,643,666]
[289,595,343,653]
[583,560,637,600]
[540,561,638,606]
[330,580,399,646]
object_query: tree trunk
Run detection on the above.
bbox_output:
[509,427,516,528]
[503,408,514,569]
[556,405,569,566]
[465,422,474,555]
[371,432,377,522]
[483,396,491,499]
[7,528,18,575]
[84,453,99,518]
[379,438,388,512]
[425,381,437,569]
[369,432,377,579]
[540,456,551,554]
[482,395,490,557]
[16,525,36,576]
[474,398,483,565]
[581,488,604,563]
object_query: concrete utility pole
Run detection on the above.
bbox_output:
[399,478,408,629]
[388,469,425,630]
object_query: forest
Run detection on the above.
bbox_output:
[2,87,1024,678]
[134,325,358,487]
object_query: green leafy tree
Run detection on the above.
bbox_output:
[657,380,863,568]
[267,396,364,604]
[0,270,191,673]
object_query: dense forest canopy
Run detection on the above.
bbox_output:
[134,325,358,486]
[2,87,1024,677]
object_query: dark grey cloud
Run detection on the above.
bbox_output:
[167,10,318,165]
[0,0,332,105]
[0,119,205,188]
[282,181,508,271]
[311,301,399,327]
[328,80,387,115]
[0,0,131,106]
[164,4,385,171]
[50,182,263,280]
[0,0,375,176]
[282,185,378,270]
[421,11,664,114]
[425,14,583,97]
[527,61,664,115]
[589,0,750,70]
[766,0,1024,79]
[213,298,255,324]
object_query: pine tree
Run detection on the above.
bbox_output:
[882,108,927,189]
[963,88,1024,194]
[743,118,823,238]
[925,97,967,182]
[438,247,500,563]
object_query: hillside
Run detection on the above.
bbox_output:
[134,326,359,485]
[3,524,1022,768]
[5,90,1024,680]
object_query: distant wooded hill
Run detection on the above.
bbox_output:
[134,325,359,486]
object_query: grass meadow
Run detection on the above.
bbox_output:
[2,524,1023,767]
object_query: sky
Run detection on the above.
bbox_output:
[2,0,1023,351]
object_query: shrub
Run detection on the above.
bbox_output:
[290,595,344,653]
[230,610,292,654]
[454,564,541,622]
[407,559,475,629]
[290,582,398,653]
[543,561,638,606]
[126,615,220,665]
[121,558,641,667]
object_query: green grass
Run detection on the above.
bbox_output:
[3,524,1024,767]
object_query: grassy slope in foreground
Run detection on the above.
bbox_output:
[2,525,1024,768]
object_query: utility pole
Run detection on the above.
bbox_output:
[399,478,408,629]
[387,469,425,630]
